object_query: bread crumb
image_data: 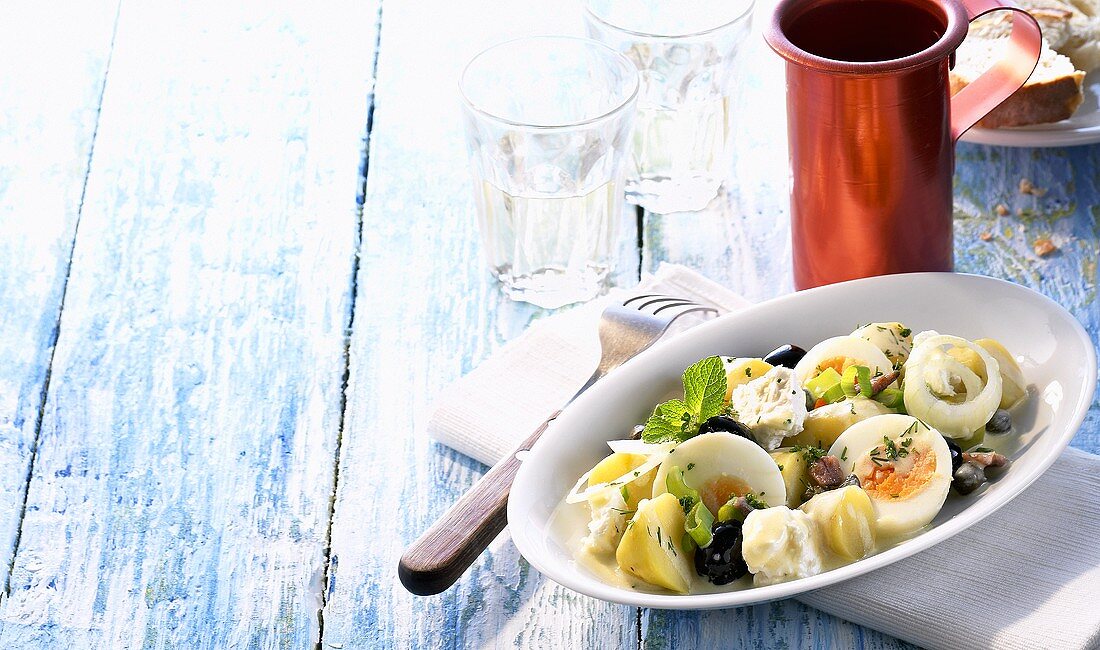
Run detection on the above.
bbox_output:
[980,231,993,241]
[994,204,1009,216]
[1033,238,1058,257]
[1019,178,1047,196]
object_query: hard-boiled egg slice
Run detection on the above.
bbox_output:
[828,414,951,537]
[652,432,786,514]
[793,336,895,386]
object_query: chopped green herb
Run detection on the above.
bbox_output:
[686,463,696,471]
[792,444,827,463]
[777,464,785,471]
[841,447,848,461]
[899,327,912,338]
[745,367,752,377]
[745,492,769,510]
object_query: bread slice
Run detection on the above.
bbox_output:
[951,0,1095,127]
[952,38,1085,127]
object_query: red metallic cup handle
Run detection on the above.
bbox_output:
[950,0,1042,140]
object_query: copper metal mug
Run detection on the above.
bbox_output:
[765,0,1042,289]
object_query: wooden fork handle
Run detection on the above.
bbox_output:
[398,411,560,596]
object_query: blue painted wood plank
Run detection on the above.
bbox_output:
[321,1,642,647]
[953,142,1100,454]
[0,1,118,591]
[0,2,377,647]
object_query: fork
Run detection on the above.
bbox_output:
[398,295,718,596]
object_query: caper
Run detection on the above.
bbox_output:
[986,409,1012,434]
[952,461,986,495]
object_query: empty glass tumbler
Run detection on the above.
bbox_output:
[460,37,638,309]
[584,0,755,213]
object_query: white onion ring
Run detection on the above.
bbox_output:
[606,439,676,455]
[904,334,1002,438]
[923,350,983,399]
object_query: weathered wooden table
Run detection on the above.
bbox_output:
[1,1,1096,648]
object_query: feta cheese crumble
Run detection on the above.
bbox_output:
[727,366,807,450]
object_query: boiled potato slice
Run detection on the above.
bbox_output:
[616,493,693,593]
[723,358,774,402]
[784,398,893,449]
[769,449,811,509]
[976,339,1027,409]
[800,486,876,561]
[589,452,656,510]
[852,322,913,365]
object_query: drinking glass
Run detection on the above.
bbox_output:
[460,36,639,309]
[584,0,755,213]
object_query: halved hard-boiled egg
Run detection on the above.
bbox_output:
[828,414,952,537]
[652,432,786,514]
[793,336,895,386]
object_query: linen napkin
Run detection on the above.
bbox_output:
[426,264,1100,650]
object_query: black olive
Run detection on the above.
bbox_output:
[986,409,1012,434]
[762,344,808,369]
[698,415,753,439]
[694,521,748,585]
[944,436,962,474]
[953,461,986,495]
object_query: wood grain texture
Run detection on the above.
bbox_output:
[0,0,118,591]
[0,2,376,647]
[321,0,640,647]
[398,414,558,596]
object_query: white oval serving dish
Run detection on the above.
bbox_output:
[508,273,1097,609]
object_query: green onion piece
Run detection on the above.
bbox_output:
[805,367,843,399]
[821,383,847,404]
[717,498,745,523]
[874,387,906,412]
[665,466,700,512]
[841,365,873,398]
[681,531,697,555]
[685,502,714,548]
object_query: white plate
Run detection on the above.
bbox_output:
[960,71,1100,147]
[508,273,1097,609]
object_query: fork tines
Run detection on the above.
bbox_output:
[622,294,718,317]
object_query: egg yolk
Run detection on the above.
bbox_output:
[701,474,752,514]
[859,448,937,500]
[816,356,860,376]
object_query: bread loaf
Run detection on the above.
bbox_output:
[951,0,1096,127]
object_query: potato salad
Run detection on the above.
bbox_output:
[560,323,1026,594]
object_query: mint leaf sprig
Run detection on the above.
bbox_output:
[642,356,728,444]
